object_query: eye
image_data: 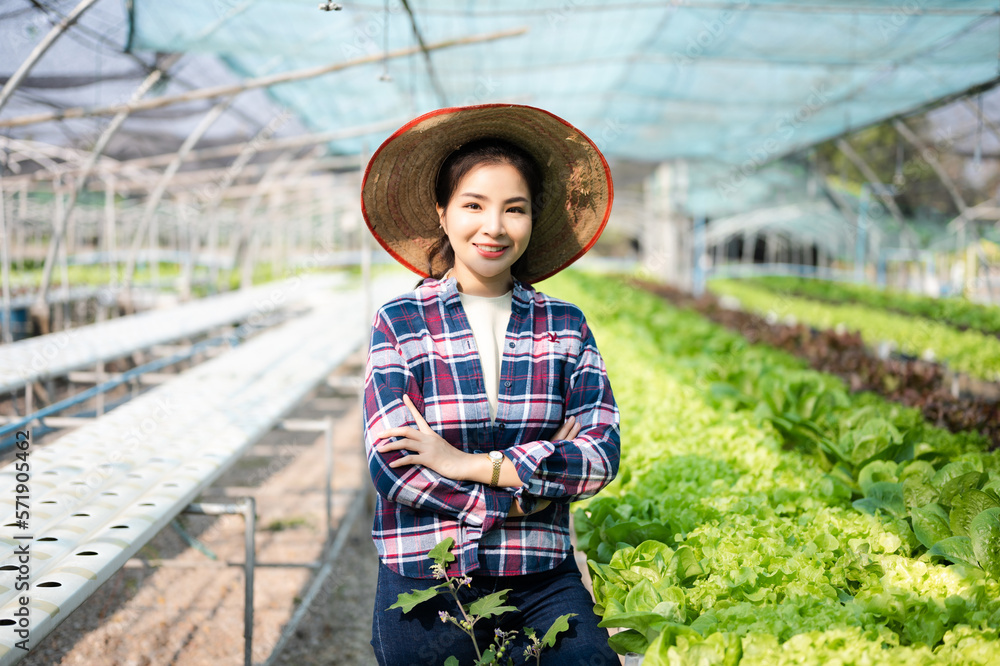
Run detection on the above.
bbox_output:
[507,206,525,214]
[464,202,481,210]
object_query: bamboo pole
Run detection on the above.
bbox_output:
[0,0,101,114]
[86,155,360,196]
[0,27,528,129]
[0,119,402,185]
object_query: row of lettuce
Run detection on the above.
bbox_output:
[540,270,1000,665]
[742,276,1000,337]
[708,278,1000,383]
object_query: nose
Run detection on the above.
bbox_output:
[482,209,505,238]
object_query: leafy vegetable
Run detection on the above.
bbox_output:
[536,271,1000,663]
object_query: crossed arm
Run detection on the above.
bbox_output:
[375,394,581,516]
[363,309,620,526]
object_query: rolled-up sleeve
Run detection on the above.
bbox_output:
[503,317,620,503]
[363,308,512,532]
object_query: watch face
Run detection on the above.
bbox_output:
[489,451,503,462]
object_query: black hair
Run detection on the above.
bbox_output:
[422,137,543,285]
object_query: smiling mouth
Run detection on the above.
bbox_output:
[474,243,508,253]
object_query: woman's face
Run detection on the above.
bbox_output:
[436,162,532,297]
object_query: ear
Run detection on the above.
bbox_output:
[436,203,447,232]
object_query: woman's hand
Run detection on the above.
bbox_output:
[505,415,577,517]
[508,497,551,518]
[375,394,473,480]
[553,414,582,441]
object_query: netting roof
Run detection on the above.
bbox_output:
[128,0,1000,167]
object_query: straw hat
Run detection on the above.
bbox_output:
[360,103,614,284]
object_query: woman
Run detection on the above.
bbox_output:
[360,104,620,665]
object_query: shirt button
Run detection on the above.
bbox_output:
[508,342,515,348]
[498,423,505,429]
[503,380,512,388]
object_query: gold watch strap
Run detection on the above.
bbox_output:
[490,454,502,487]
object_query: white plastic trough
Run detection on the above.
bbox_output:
[0,272,413,665]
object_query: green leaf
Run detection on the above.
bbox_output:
[899,460,936,484]
[949,489,1000,538]
[910,503,952,549]
[688,611,719,637]
[539,613,577,648]
[667,545,704,584]
[468,589,516,619]
[843,418,902,468]
[970,507,1000,578]
[928,536,980,569]
[938,471,986,508]
[607,629,648,656]
[624,578,661,612]
[599,611,672,634]
[853,482,906,519]
[633,540,674,562]
[444,657,459,666]
[931,460,980,490]
[858,460,898,495]
[387,585,445,613]
[982,474,1000,498]
[428,538,456,567]
[902,477,938,510]
[476,648,496,665]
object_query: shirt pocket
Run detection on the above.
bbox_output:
[535,334,569,419]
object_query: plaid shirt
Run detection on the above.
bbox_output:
[363,275,620,579]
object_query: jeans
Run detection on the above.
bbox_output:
[371,550,620,666]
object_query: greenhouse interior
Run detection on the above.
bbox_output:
[1,1,1000,665]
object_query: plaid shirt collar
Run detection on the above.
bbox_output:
[433,273,533,313]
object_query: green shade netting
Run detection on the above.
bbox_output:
[128,0,1000,167]
[128,0,1000,241]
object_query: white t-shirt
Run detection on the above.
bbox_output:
[456,286,513,424]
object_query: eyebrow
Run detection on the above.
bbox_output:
[458,192,529,204]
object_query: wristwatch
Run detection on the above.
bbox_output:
[488,451,504,487]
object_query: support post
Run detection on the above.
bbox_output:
[184,498,256,666]
[856,185,870,283]
[693,216,706,297]
[324,415,334,545]
[0,162,12,344]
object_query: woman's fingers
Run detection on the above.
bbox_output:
[388,454,418,469]
[375,437,417,452]
[554,415,578,440]
[401,394,432,432]
[375,425,418,442]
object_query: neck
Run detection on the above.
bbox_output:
[450,266,513,297]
